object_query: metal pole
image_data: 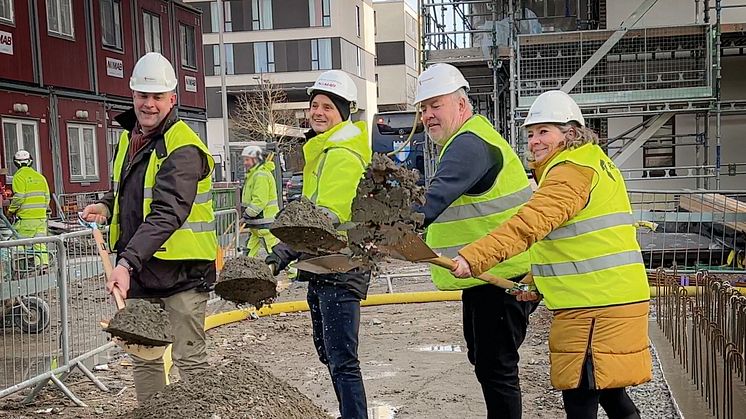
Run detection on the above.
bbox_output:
[509,0,518,149]
[218,0,232,182]
[715,0,722,189]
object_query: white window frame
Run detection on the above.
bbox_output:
[210,2,232,32]
[252,0,272,30]
[254,41,275,73]
[308,0,330,27]
[101,0,123,50]
[67,123,100,182]
[180,23,197,69]
[2,118,41,177]
[46,0,74,38]
[0,0,14,24]
[143,11,162,54]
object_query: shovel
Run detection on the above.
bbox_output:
[78,215,168,361]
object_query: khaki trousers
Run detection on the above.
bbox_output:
[131,288,209,404]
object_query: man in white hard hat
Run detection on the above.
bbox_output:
[240,144,279,256]
[412,63,537,419]
[82,52,217,403]
[8,150,51,264]
[265,70,372,418]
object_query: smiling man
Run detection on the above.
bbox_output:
[412,63,537,419]
[82,52,217,403]
[265,70,372,419]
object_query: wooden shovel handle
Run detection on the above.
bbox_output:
[111,285,126,310]
[90,227,126,309]
[428,255,521,290]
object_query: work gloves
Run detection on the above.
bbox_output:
[265,252,285,276]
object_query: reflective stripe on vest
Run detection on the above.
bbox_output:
[426,115,531,290]
[109,120,217,261]
[530,144,649,310]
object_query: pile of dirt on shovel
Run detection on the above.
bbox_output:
[104,299,172,346]
[348,153,425,262]
[215,256,277,307]
[129,357,332,419]
[270,197,346,254]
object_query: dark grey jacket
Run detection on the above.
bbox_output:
[98,108,215,298]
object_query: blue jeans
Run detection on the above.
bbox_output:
[307,281,368,419]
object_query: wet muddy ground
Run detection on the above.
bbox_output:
[215,256,277,307]
[270,198,345,254]
[1,261,681,419]
[104,299,171,347]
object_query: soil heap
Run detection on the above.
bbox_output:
[270,197,346,254]
[348,153,425,262]
[104,299,172,347]
[129,357,332,419]
[215,256,277,307]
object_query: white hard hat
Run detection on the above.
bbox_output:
[241,145,264,159]
[413,63,469,105]
[129,52,178,93]
[13,150,32,167]
[307,70,358,112]
[522,90,585,127]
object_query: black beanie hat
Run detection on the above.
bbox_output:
[310,91,351,121]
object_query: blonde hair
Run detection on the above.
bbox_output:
[558,122,600,149]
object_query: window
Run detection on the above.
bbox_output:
[101,0,123,50]
[254,41,275,73]
[0,0,14,24]
[47,0,74,38]
[180,23,197,69]
[213,44,235,75]
[252,0,272,30]
[643,119,675,177]
[406,15,417,40]
[355,5,361,37]
[210,1,232,32]
[311,38,332,70]
[107,126,123,173]
[308,0,330,27]
[374,11,376,36]
[67,124,99,182]
[375,73,379,97]
[2,119,40,177]
[405,44,417,69]
[143,11,162,53]
[356,47,362,77]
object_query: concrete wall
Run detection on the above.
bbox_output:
[374,0,419,110]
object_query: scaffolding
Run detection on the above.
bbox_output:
[419,0,746,188]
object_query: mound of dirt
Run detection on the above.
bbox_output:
[215,256,277,307]
[129,357,332,419]
[348,153,425,262]
[270,197,346,254]
[104,299,172,346]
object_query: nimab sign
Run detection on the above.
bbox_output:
[185,75,197,92]
[106,57,124,78]
[0,31,13,55]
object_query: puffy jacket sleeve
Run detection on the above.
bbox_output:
[458,162,595,276]
[245,172,274,217]
[314,148,366,224]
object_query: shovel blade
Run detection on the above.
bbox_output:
[294,255,363,275]
[378,230,438,262]
[100,320,169,361]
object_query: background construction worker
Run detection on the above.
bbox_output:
[412,63,537,419]
[452,90,651,419]
[240,144,279,257]
[82,52,217,403]
[8,150,50,264]
[265,70,372,418]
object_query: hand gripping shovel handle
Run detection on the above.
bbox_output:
[79,214,126,309]
[428,255,530,292]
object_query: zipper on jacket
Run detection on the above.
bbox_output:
[578,318,596,388]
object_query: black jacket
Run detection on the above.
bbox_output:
[98,108,216,298]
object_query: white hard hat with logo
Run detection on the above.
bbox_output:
[522,90,585,127]
[413,63,470,105]
[241,145,264,159]
[307,70,358,112]
[130,52,178,93]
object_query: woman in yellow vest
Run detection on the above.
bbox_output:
[451,90,651,419]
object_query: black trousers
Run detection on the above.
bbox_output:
[561,355,641,419]
[463,283,538,419]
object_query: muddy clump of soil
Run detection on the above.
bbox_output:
[215,256,277,307]
[104,299,172,347]
[130,357,332,419]
[270,197,346,254]
[348,153,425,262]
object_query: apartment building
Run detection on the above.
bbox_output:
[185,0,377,180]
[373,0,419,111]
[0,0,207,195]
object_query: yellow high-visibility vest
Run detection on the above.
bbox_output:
[531,143,650,310]
[426,115,532,290]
